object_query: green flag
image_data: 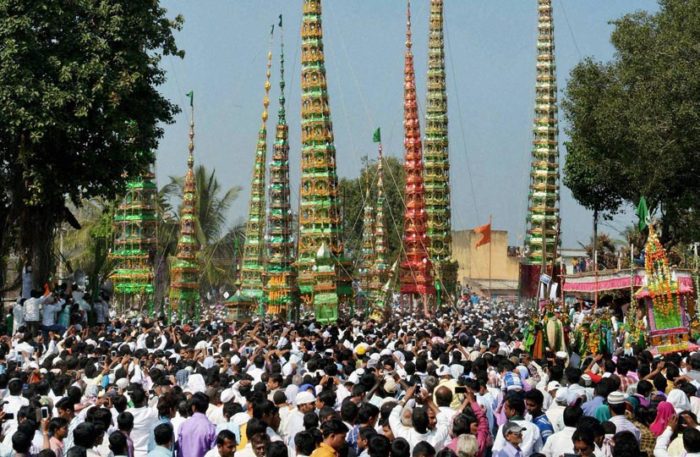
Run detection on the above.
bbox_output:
[372,127,381,143]
[279,14,283,28]
[636,196,649,231]
[186,91,194,108]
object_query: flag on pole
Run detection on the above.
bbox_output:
[279,14,283,27]
[372,127,381,143]
[636,196,649,231]
[186,91,194,108]
[474,222,491,248]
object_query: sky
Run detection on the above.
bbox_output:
[155,0,660,248]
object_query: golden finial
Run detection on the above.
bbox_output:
[406,0,412,50]
[261,34,273,127]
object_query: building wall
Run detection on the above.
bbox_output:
[452,229,520,285]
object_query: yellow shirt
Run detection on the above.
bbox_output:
[310,442,337,457]
[237,422,248,451]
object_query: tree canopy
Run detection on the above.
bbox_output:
[0,0,183,285]
[562,0,700,244]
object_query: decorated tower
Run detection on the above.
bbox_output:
[169,94,200,320]
[110,169,157,315]
[524,0,560,270]
[369,138,391,308]
[423,0,458,301]
[399,0,436,315]
[265,17,299,319]
[239,44,274,316]
[297,0,351,322]
[634,225,692,353]
[358,189,375,294]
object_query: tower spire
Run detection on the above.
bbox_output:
[368,138,390,313]
[265,15,298,318]
[239,33,274,315]
[423,0,457,299]
[374,144,388,273]
[110,166,157,316]
[524,0,560,267]
[297,0,351,323]
[359,187,375,294]
[399,0,435,315]
[170,96,201,320]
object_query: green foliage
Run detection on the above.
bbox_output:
[339,156,406,268]
[0,0,183,284]
[57,198,116,298]
[562,0,700,244]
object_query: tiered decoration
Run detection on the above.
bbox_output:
[169,106,200,320]
[110,170,157,315]
[297,0,352,322]
[265,23,299,319]
[636,225,692,353]
[399,0,436,315]
[313,242,338,319]
[524,0,560,266]
[423,0,458,300]
[358,189,375,295]
[236,47,274,317]
[368,142,391,317]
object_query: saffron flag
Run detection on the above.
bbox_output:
[474,222,491,248]
[636,196,650,231]
[373,127,381,143]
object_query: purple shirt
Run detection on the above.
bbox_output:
[177,412,216,457]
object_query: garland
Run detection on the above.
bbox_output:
[645,226,682,329]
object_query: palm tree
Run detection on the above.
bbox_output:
[57,198,117,298]
[580,233,622,270]
[161,165,242,301]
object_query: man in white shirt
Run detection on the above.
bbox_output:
[246,356,265,384]
[283,391,316,453]
[12,299,24,334]
[434,386,460,425]
[24,289,49,337]
[126,386,159,456]
[545,387,568,433]
[492,395,543,457]
[388,387,450,451]
[607,392,640,442]
[2,378,29,435]
[542,406,583,457]
[41,296,63,337]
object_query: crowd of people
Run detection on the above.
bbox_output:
[3,283,700,457]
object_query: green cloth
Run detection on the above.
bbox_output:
[636,196,649,231]
[373,127,381,143]
[594,404,611,422]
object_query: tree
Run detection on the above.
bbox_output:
[580,233,622,270]
[562,0,700,245]
[0,1,184,288]
[161,165,242,300]
[339,155,406,269]
[57,199,116,299]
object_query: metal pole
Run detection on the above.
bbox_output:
[593,209,599,309]
[489,215,493,299]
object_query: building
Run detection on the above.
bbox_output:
[452,229,520,298]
